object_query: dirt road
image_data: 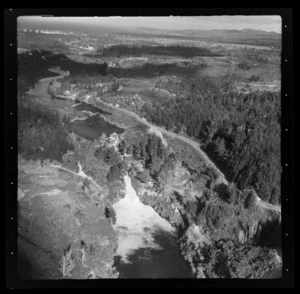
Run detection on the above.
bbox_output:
[96,99,282,213]
[28,71,280,213]
[96,99,229,186]
[50,162,103,193]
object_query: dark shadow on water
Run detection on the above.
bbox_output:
[114,229,195,279]
[69,112,124,140]
[72,102,111,116]
[18,49,108,94]
[259,219,281,248]
[258,219,282,279]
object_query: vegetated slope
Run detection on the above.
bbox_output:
[141,75,281,204]
[18,96,74,162]
[178,187,280,278]
[17,100,125,279]
[17,136,124,279]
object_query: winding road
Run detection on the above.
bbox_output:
[28,68,281,214]
[94,98,229,185]
[94,98,281,214]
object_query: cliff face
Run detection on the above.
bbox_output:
[18,190,117,279]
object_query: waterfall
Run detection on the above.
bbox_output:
[112,175,175,263]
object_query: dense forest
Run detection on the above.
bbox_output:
[109,62,199,79]
[116,126,280,278]
[141,76,281,204]
[178,182,279,278]
[96,45,221,58]
[18,50,108,94]
[93,131,172,184]
[119,132,169,179]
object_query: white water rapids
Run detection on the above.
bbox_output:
[112,175,175,263]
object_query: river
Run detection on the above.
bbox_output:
[69,114,124,140]
[26,66,70,98]
[26,67,124,140]
[25,65,281,279]
[112,175,194,278]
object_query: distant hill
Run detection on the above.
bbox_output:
[134,27,281,48]
[17,17,281,48]
[135,26,281,37]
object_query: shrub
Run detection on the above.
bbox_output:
[59,245,75,278]
[105,207,117,224]
[94,145,121,165]
[249,75,260,82]
[237,62,251,70]
[135,170,151,183]
[107,161,127,182]
[244,191,257,210]
[213,137,228,159]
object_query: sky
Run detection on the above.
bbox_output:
[18,15,282,34]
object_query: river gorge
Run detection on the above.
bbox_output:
[17,59,282,280]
